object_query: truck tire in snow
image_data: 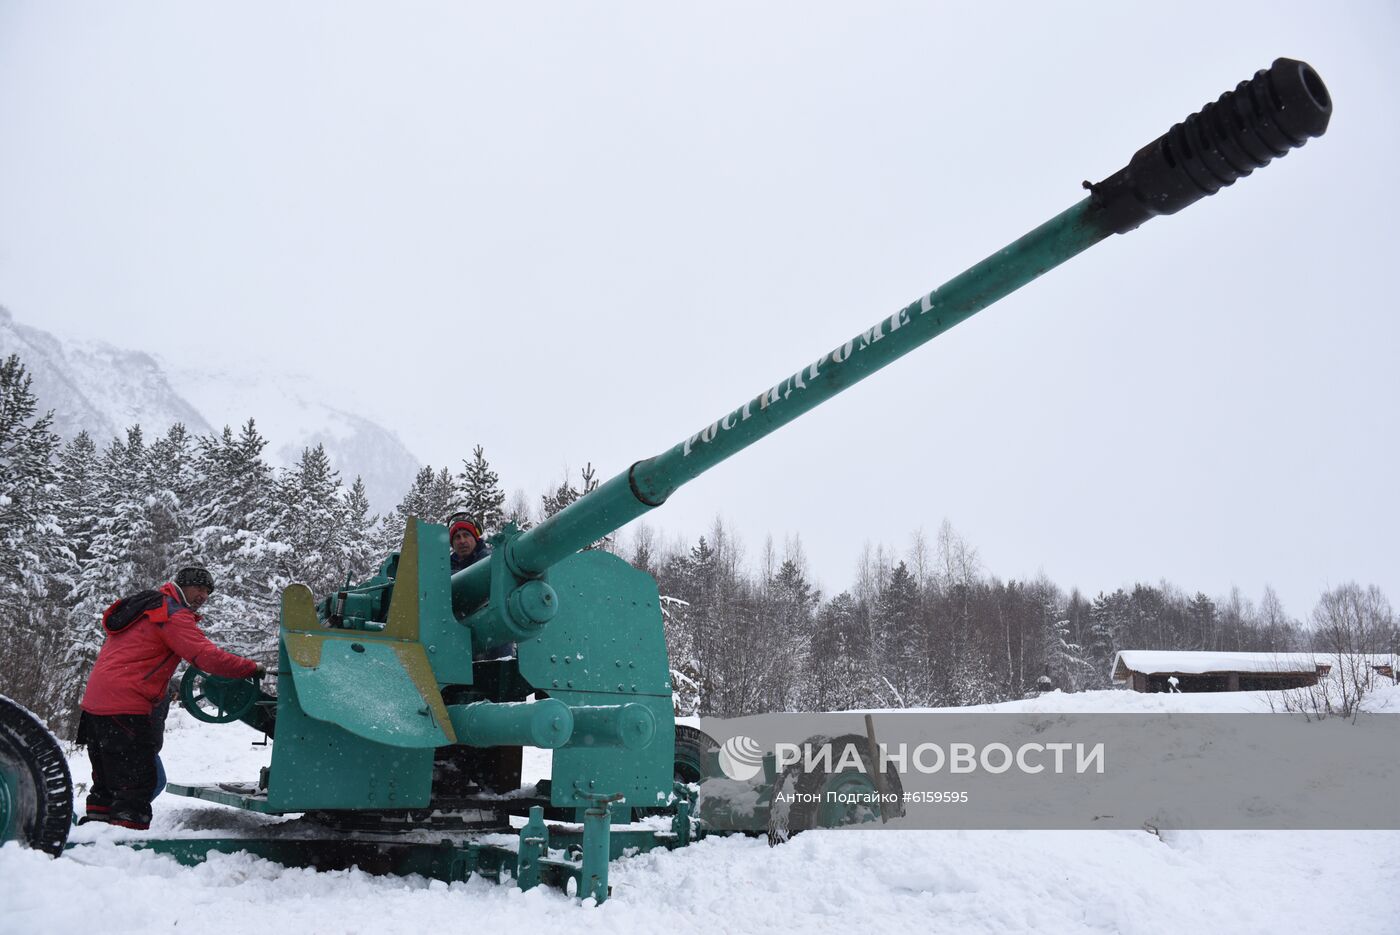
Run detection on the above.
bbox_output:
[0,695,74,856]
[766,732,903,846]
[673,724,719,785]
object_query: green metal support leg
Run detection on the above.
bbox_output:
[580,802,612,904]
[671,798,692,847]
[517,806,548,892]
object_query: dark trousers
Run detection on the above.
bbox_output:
[77,712,161,827]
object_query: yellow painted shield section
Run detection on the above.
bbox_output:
[277,577,456,747]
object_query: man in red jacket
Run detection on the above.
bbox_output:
[78,566,262,830]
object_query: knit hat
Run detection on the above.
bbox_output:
[449,519,482,541]
[174,566,217,592]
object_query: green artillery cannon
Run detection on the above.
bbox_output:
[1,58,1332,902]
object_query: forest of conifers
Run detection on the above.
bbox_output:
[1,354,1394,737]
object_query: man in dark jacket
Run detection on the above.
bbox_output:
[78,566,262,830]
[447,515,512,660]
[444,516,515,791]
[448,516,490,573]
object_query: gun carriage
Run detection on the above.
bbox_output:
[0,58,1332,903]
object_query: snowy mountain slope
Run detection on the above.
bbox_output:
[5,688,1397,934]
[157,358,420,515]
[0,306,210,443]
[0,307,417,513]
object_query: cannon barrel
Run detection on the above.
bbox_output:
[451,57,1330,619]
[158,61,1334,870]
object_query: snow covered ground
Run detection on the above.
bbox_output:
[4,687,1398,934]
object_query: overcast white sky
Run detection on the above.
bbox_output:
[1,2,1395,621]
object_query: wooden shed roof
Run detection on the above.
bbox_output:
[1111,651,1395,684]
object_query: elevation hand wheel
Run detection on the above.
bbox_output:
[180,667,261,724]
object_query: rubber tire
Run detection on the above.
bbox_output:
[0,695,73,856]
[766,732,903,847]
[674,725,719,785]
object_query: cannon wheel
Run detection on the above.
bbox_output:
[0,695,73,856]
[180,667,260,724]
[673,725,719,785]
[766,732,903,847]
